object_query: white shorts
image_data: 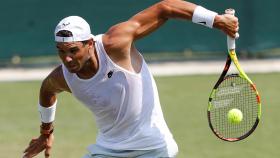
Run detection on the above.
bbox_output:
[82,144,178,158]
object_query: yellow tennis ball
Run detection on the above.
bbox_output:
[228,108,243,124]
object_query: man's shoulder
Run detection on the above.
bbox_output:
[46,65,64,80]
[43,64,71,93]
[102,31,133,55]
[52,65,63,76]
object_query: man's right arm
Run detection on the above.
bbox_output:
[39,64,70,136]
[40,65,70,109]
[23,65,70,158]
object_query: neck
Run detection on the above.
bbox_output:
[76,48,99,79]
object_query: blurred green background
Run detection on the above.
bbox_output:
[0,0,280,67]
[1,0,280,158]
[0,74,279,158]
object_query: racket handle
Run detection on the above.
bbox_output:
[225,9,236,50]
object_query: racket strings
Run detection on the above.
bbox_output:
[210,75,258,139]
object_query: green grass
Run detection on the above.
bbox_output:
[1,73,280,158]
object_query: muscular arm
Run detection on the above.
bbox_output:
[128,0,196,40]
[40,65,70,106]
[103,0,238,52]
[40,65,70,128]
[24,65,70,158]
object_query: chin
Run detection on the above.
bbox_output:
[67,66,80,73]
[68,69,78,73]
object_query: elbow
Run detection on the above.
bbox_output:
[156,0,173,19]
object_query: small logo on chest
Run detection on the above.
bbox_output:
[107,70,114,78]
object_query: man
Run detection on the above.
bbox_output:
[23,0,239,157]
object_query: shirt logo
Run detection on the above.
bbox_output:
[198,21,207,25]
[107,70,113,78]
[62,22,70,27]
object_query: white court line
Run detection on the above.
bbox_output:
[0,68,52,81]
[149,59,280,76]
[1,59,280,81]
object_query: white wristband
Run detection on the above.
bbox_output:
[38,100,57,123]
[192,6,218,28]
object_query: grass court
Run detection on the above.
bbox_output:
[1,73,279,158]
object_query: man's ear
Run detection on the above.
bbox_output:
[88,39,94,48]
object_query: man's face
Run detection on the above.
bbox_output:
[56,41,90,73]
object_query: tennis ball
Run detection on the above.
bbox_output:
[228,108,243,124]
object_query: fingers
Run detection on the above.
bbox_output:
[45,146,51,158]
[23,151,37,158]
[222,13,239,38]
[235,33,240,39]
[45,134,54,158]
[23,137,47,158]
[232,18,239,38]
[227,32,239,39]
[23,144,45,158]
[24,134,54,158]
[229,16,239,38]
[29,138,37,145]
[24,138,37,152]
[230,30,239,39]
[24,139,40,153]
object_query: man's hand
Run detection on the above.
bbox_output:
[213,14,239,38]
[23,134,54,158]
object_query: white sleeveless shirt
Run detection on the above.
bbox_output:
[62,34,177,151]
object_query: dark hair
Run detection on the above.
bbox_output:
[81,40,90,45]
[56,30,90,45]
[56,30,73,37]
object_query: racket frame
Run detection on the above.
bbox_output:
[207,9,261,141]
[208,51,261,142]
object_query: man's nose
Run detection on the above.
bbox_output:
[65,56,73,62]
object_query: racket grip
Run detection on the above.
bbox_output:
[225,9,236,50]
[227,36,235,50]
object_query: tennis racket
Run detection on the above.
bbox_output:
[207,9,261,142]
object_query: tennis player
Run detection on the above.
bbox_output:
[23,0,239,157]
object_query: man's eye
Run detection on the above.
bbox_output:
[70,50,77,53]
[58,50,65,54]
[70,48,79,54]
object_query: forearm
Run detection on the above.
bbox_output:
[39,95,57,130]
[129,0,218,39]
[161,0,222,28]
[161,0,237,35]
[108,0,238,48]
[160,0,197,20]
[39,78,59,132]
[24,53,67,158]
[38,66,68,132]
[39,95,56,135]
[39,95,56,133]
